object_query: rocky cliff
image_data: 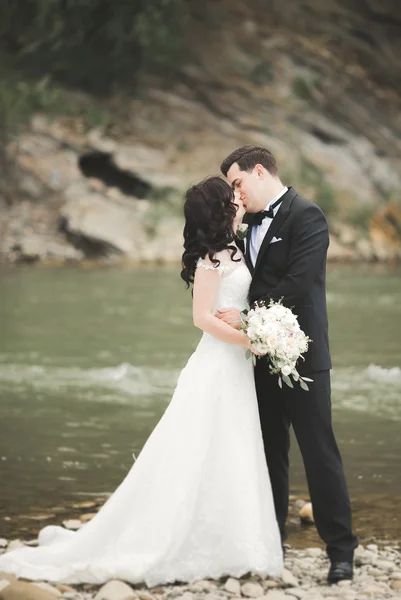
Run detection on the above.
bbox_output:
[1,0,401,264]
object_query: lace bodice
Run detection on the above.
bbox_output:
[196,250,251,312]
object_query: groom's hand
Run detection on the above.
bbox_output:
[216,308,241,330]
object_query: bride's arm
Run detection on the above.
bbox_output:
[193,264,250,348]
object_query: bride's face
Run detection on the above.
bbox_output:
[232,190,245,227]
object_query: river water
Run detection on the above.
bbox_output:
[0,264,400,547]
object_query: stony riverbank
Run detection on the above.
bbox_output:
[0,540,400,600]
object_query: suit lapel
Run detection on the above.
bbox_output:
[244,223,254,274]
[254,187,297,272]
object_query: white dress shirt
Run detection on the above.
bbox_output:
[249,187,288,267]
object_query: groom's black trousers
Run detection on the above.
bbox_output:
[255,365,358,562]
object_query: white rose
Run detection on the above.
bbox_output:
[281,365,292,376]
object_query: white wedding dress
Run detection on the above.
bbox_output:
[0,250,283,586]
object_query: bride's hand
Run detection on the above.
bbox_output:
[250,345,265,356]
[245,339,265,356]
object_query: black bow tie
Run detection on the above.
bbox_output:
[246,196,284,226]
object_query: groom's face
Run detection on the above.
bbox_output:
[226,162,264,213]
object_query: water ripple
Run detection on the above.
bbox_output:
[332,364,401,420]
[0,362,179,403]
[0,362,400,419]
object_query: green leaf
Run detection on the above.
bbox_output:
[278,376,282,389]
[302,377,314,382]
[299,379,309,391]
[245,349,251,360]
[282,374,294,388]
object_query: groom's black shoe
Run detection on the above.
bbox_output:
[327,561,353,585]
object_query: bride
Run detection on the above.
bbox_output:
[0,176,283,586]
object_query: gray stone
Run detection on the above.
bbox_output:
[224,579,241,595]
[367,567,384,577]
[305,548,323,558]
[241,583,264,598]
[0,578,16,587]
[193,581,217,591]
[259,592,287,600]
[174,593,195,600]
[33,583,62,597]
[375,559,395,571]
[336,580,352,587]
[262,581,280,589]
[283,589,308,599]
[354,550,376,567]
[60,189,146,258]
[62,520,82,531]
[0,581,59,600]
[280,569,298,588]
[137,592,155,600]
[0,541,7,549]
[94,580,136,600]
[5,540,26,552]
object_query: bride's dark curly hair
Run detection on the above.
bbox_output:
[181,176,241,287]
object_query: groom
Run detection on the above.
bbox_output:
[217,145,358,584]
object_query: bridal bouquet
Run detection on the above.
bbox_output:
[241,300,313,390]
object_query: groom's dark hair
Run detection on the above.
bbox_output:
[220,145,278,177]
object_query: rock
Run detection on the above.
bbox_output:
[137,592,155,600]
[33,583,62,597]
[56,585,77,594]
[241,582,264,598]
[80,512,97,523]
[299,503,314,525]
[0,581,58,600]
[191,580,217,591]
[24,539,39,547]
[354,549,376,566]
[203,594,222,600]
[0,577,16,586]
[62,519,82,530]
[258,592,288,600]
[0,542,7,549]
[71,501,97,509]
[305,548,323,558]
[283,590,307,599]
[359,584,387,596]
[60,188,147,258]
[390,580,401,590]
[224,578,241,595]
[262,580,280,589]
[174,593,194,600]
[375,559,395,571]
[280,568,298,587]
[5,540,26,552]
[94,580,136,600]
[0,584,10,594]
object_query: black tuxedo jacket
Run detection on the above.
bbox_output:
[240,187,332,375]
